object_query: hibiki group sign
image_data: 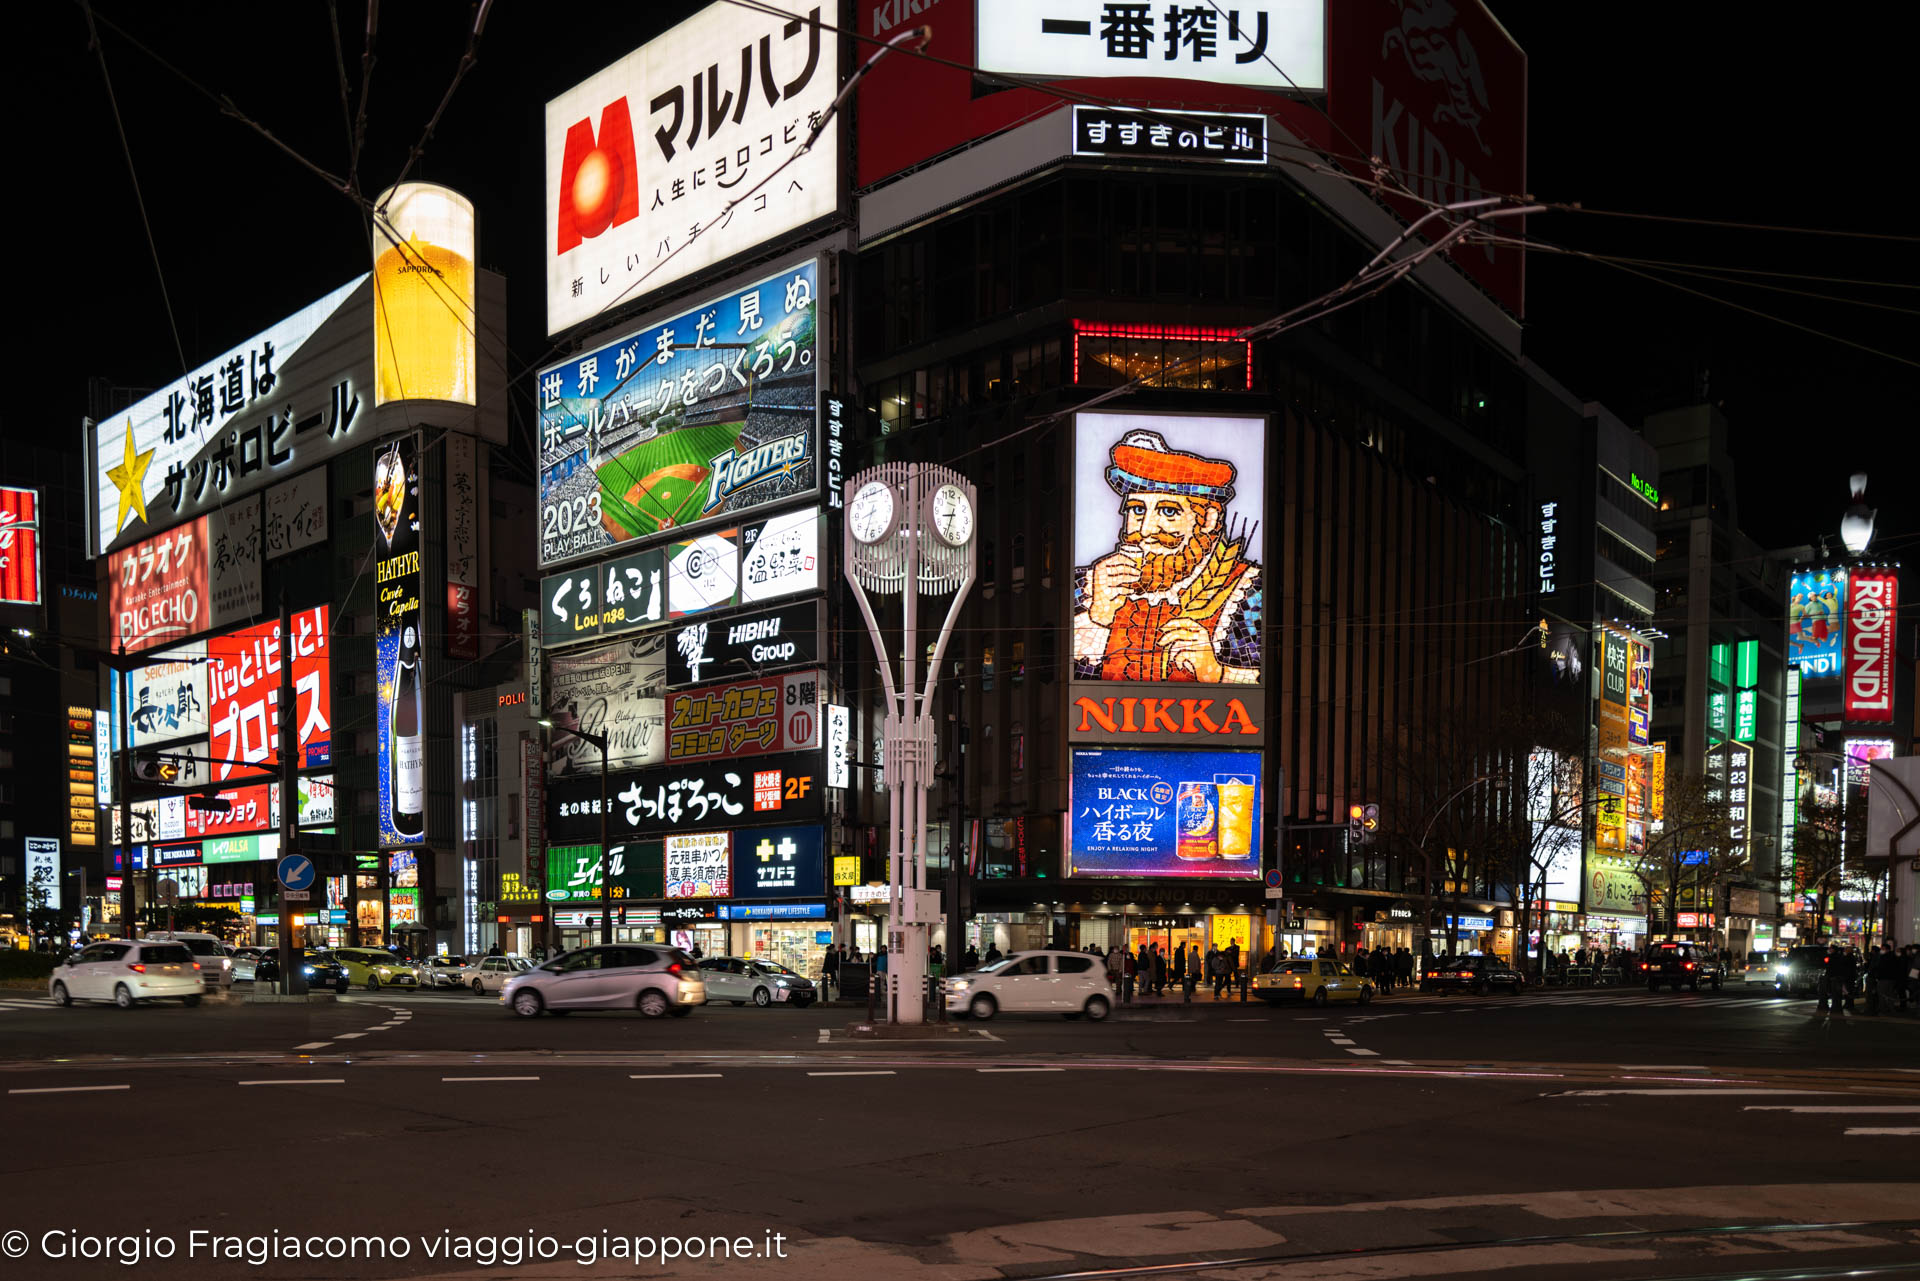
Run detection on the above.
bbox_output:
[537,260,820,566]
[544,4,838,335]
[1845,569,1897,722]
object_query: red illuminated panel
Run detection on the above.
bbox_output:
[1072,320,1253,391]
[183,783,276,839]
[1844,569,1897,723]
[206,604,332,778]
[0,486,40,606]
[108,518,209,653]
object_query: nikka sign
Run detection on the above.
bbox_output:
[1844,568,1897,723]
[1068,682,1263,746]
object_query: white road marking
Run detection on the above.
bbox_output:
[978,1067,1064,1073]
[629,1073,723,1080]
[1746,1106,1920,1114]
[1552,1088,1837,1098]
[1229,1018,1265,1022]
[974,1029,1003,1042]
[1328,1038,1357,1046]
[1619,1065,1706,1070]
[1345,1048,1380,1056]
[817,1028,831,1043]
[293,1041,332,1050]
[1844,1127,1920,1136]
[239,1079,346,1086]
[808,1070,896,1077]
[334,1032,366,1039]
[442,1076,540,1082]
[1382,1059,1414,1066]
[9,1084,131,1095]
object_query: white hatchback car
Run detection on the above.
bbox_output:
[945,950,1113,1021]
[468,955,531,995]
[52,940,206,1009]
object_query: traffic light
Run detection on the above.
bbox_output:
[1361,803,1380,844]
[133,753,183,784]
[1349,805,1364,844]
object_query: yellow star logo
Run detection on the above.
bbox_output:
[106,422,154,536]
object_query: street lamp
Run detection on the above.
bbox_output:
[1417,773,1502,955]
[540,720,612,947]
[1840,473,1875,556]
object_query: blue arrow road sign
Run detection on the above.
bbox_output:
[277,854,316,891]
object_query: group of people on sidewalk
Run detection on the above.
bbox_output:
[1094,941,1250,1003]
[1815,942,1920,1016]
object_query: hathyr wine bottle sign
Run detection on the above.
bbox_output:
[375,434,427,846]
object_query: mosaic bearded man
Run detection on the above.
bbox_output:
[1073,430,1261,683]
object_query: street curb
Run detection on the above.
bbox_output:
[843,1022,973,1040]
[245,993,340,1004]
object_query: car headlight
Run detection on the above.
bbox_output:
[302,966,315,976]
[949,980,969,992]
[775,978,790,987]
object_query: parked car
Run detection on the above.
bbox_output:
[51,940,205,1009]
[944,950,1112,1021]
[1420,955,1527,995]
[699,956,817,1007]
[255,949,351,992]
[501,944,704,1018]
[142,932,233,987]
[1251,958,1374,1006]
[1638,940,1724,991]
[1771,944,1838,996]
[229,946,273,982]
[334,947,420,991]
[469,955,532,996]
[417,956,474,989]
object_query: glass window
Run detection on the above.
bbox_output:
[1012,956,1049,976]
[1055,956,1095,974]
[558,950,603,973]
[138,944,193,965]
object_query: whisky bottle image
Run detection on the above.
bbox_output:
[390,623,425,837]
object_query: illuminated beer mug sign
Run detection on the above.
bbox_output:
[373,183,476,406]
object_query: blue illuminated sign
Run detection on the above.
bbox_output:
[730,825,825,900]
[1788,568,1845,677]
[1068,747,1261,880]
[720,902,828,920]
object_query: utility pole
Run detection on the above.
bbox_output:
[943,702,968,976]
[277,588,301,994]
[117,644,135,938]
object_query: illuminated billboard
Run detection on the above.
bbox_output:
[1071,413,1264,685]
[1844,568,1897,722]
[731,825,824,900]
[545,634,667,775]
[1788,567,1845,677]
[976,0,1325,92]
[374,436,426,846]
[373,183,476,407]
[1068,747,1261,879]
[106,498,262,654]
[206,605,333,778]
[89,277,369,557]
[0,486,41,605]
[543,4,838,336]
[536,259,820,566]
[665,670,823,764]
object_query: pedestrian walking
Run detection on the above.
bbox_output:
[1152,946,1167,996]
[822,941,841,998]
[1183,946,1201,1002]
[1904,944,1920,1016]
[963,944,979,971]
[1226,941,1242,996]
[1173,943,1187,988]
[985,943,1002,965]
[1870,944,1902,1015]
[1121,947,1137,1005]
[1105,943,1124,994]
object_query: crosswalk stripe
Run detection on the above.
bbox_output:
[1844,1127,1920,1136]
[1746,1106,1920,1115]
[1554,1088,1835,1097]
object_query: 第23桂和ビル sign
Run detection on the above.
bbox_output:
[536,260,821,567]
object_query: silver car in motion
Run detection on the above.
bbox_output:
[501,944,705,1018]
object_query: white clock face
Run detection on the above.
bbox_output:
[848,480,896,545]
[931,483,973,547]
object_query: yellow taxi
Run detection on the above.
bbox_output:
[333,947,420,992]
[1251,958,1374,1007]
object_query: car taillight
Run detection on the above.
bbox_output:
[1425,971,1438,978]
[666,962,683,975]
[1683,962,1695,970]
[192,962,201,970]
[1292,978,1302,988]
[1640,963,1650,970]
[128,964,146,974]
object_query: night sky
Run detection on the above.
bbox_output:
[18,2,1910,558]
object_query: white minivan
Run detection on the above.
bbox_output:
[945,950,1113,1021]
[142,932,234,988]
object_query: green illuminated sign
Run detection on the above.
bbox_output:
[1629,472,1659,505]
[1708,690,1730,736]
[1736,639,1759,690]
[1734,688,1757,742]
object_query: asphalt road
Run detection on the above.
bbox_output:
[1,982,1915,1281]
